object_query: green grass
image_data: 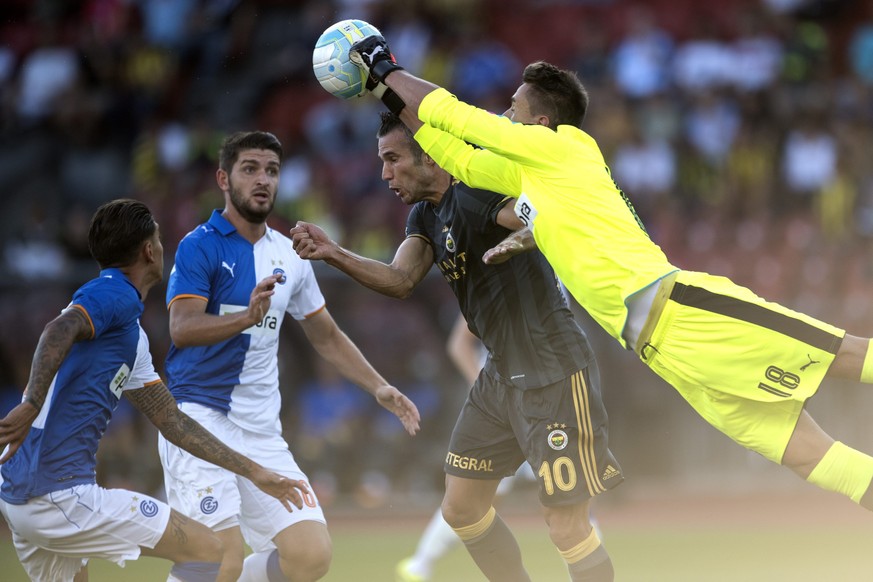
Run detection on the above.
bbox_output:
[3,490,873,581]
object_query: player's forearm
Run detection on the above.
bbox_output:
[170,309,260,347]
[132,385,258,477]
[384,70,439,121]
[326,247,417,299]
[311,329,388,396]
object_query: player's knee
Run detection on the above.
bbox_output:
[543,507,591,549]
[277,530,332,581]
[440,497,482,529]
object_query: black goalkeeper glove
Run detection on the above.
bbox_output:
[349,35,404,84]
[350,35,405,114]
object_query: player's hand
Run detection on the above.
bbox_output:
[0,400,40,464]
[374,385,421,436]
[349,35,403,87]
[249,467,309,513]
[290,221,335,261]
[482,237,525,265]
[248,274,280,325]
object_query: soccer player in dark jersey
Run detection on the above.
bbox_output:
[290,112,621,582]
[0,199,307,582]
[345,34,873,553]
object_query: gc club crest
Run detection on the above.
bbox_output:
[139,499,159,517]
[200,496,218,514]
[273,267,287,284]
[548,428,569,451]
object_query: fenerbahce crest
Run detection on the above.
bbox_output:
[445,229,456,253]
[547,424,569,450]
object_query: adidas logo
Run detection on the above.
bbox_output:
[602,465,620,480]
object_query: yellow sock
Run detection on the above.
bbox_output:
[452,506,496,542]
[558,528,601,564]
[806,441,873,504]
[861,339,873,383]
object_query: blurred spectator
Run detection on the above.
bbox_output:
[610,5,673,99]
[780,112,838,207]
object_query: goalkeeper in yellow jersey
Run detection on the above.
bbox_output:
[346,33,873,557]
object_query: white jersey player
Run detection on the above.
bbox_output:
[160,131,420,582]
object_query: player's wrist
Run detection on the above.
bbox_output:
[371,59,403,84]
[24,393,42,412]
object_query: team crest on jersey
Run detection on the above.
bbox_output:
[445,230,456,253]
[547,428,569,451]
[140,499,159,517]
[273,267,287,284]
[201,496,218,514]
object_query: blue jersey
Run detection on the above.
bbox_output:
[165,210,325,435]
[0,269,161,504]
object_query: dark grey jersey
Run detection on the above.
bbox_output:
[406,182,594,390]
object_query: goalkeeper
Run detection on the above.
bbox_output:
[346,33,873,540]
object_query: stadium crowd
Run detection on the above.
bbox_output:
[1,0,873,506]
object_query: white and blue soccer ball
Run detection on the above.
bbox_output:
[312,19,382,100]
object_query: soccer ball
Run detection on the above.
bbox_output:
[312,19,382,100]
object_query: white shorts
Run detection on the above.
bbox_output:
[0,484,170,582]
[158,402,325,553]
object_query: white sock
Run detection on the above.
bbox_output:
[238,549,281,582]
[405,509,461,577]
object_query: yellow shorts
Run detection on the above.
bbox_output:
[639,270,845,463]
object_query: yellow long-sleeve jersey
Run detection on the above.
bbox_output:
[415,88,677,348]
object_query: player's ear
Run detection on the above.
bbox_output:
[216,168,228,191]
[536,115,550,128]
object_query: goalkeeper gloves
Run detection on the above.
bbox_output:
[350,35,406,114]
[350,35,404,84]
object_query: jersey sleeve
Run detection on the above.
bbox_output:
[404,202,431,242]
[456,185,514,233]
[70,280,120,338]
[123,326,161,391]
[414,123,522,199]
[285,258,326,320]
[166,234,213,307]
[418,88,572,183]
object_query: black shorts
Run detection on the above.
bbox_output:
[445,364,623,506]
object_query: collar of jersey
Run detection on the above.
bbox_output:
[208,209,274,242]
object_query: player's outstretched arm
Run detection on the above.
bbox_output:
[0,307,92,463]
[350,36,437,124]
[299,309,421,435]
[482,226,537,265]
[126,382,307,512]
[290,221,433,299]
[169,273,280,347]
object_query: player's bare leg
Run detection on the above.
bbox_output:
[73,564,88,582]
[141,510,226,581]
[441,475,530,582]
[268,520,332,582]
[782,410,873,510]
[213,526,245,582]
[543,501,613,581]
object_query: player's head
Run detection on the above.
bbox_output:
[506,61,588,130]
[88,198,162,274]
[218,131,283,172]
[217,131,283,223]
[376,112,449,205]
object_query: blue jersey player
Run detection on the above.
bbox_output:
[160,131,421,582]
[0,199,307,582]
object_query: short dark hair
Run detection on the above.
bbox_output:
[377,112,425,161]
[218,131,283,172]
[521,61,589,129]
[88,199,157,268]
